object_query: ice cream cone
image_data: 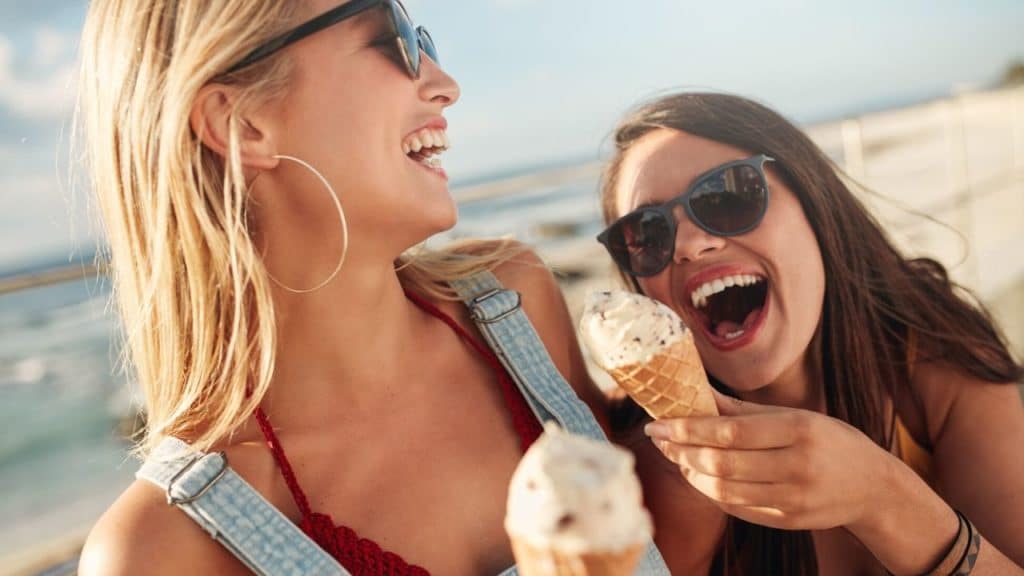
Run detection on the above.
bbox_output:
[505,424,653,576]
[511,537,645,576]
[579,291,718,420]
[607,330,717,419]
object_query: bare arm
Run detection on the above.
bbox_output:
[924,364,1024,569]
[849,365,1024,574]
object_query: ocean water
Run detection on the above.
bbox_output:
[0,275,138,562]
[0,169,602,563]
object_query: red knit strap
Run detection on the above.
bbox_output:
[404,289,542,450]
[303,513,432,575]
[254,407,314,520]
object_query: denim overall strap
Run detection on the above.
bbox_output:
[450,271,599,437]
[450,270,672,576]
[137,436,348,576]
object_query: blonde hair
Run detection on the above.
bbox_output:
[78,0,527,456]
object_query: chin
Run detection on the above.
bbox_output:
[708,364,776,394]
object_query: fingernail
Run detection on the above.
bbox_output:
[644,422,668,438]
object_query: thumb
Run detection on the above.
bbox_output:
[711,386,775,416]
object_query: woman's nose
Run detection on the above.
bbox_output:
[672,206,726,263]
[418,55,460,107]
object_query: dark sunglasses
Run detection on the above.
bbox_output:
[224,0,438,79]
[598,154,775,277]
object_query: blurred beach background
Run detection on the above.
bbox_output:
[1,1,1022,574]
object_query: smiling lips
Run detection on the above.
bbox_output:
[402,127,449,170]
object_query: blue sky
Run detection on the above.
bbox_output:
[0,0,1022,272]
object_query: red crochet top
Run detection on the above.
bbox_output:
[254,289,543,575]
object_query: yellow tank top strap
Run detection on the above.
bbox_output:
[895,416,934,484]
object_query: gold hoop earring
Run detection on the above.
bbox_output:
[264,154,349,294]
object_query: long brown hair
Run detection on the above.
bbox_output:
[600,92,1023,574]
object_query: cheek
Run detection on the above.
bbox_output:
[636,274,676,310]
[767,199,826,333]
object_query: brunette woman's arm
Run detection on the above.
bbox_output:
[849,363,1024,574]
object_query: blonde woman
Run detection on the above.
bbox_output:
[75,1,669,575]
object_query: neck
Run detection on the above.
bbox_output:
[259,258,433,429]
[739,334,825,412]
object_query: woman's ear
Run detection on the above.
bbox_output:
[190,84,279,170]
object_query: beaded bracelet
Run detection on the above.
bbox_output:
[924,510,968,576]
[923,509,982,576]
[951,510,980,576]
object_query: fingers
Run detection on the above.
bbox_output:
[657,442,799,483]
[645,411,809,450]
[679,466,798,510]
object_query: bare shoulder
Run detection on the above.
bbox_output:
[489,243,611,431]
[79,480,250,575]
[911,360,1024,562]
[909,360,1023,444]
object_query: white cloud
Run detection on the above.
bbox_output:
[0,173,96,270]
[31,26,73,70]
[0,30,77,121]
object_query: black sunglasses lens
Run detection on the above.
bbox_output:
[390,1,420,75]
[417,27,438,64]
[607,210,674,276]
[688,164,767,234]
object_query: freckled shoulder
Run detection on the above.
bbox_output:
[488,244,612,434]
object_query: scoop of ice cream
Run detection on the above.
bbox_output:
[579,290,688,369]
[505,422,652,554]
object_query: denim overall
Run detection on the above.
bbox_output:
[137,270,671,575]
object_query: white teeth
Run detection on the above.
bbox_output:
[403,128,450,157]
[690,274,763,309]
[724,329,745,340]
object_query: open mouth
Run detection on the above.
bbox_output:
[403,128,449,172]
[689,274,768,344]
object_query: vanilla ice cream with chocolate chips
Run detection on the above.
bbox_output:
[504,423,652,556]
[579,290,686,369]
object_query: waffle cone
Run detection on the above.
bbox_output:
[607,331,718,419]
[511,538,645,576]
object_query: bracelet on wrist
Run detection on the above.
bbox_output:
[920,508,981,576]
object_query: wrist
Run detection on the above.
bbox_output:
[848,454,960,575]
